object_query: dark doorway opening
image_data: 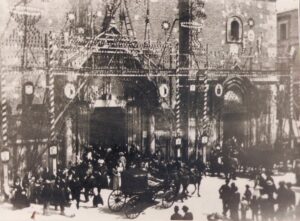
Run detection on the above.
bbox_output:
[223,113,246,144]
[90,107,126,148]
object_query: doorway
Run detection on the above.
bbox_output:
[89,107,126,148]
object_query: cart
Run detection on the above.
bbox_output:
[108,168,175,219]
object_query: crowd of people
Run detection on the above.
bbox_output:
[3,142,300,221]
[5,144,206,216]
[218,173,299,221]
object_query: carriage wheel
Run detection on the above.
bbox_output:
[186,184,196,195]
[161,190,175,209]
[108,190,126,212]
[124,196,141,219]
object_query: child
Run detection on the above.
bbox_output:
[241,197,249,221]
[244,185,252,202]
[250,195,259,221]
[112,161,123,190]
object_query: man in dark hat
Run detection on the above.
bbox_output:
[170,205,183,220]
[179,162,190,200]
[243,184,252,202]
[182,205,193,220]
[229,183,240,221]
[286,182,296,209]
[41,179,52,215]
[53,178,66,215]
[219,179,231,216]
[276,181,288,220]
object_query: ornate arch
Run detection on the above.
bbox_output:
[223,76,257,114]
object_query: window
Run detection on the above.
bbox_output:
[231,21,240,41]
[279,23,288,40]
[227,16,243,44]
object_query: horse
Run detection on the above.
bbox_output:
[187,160,206,197]
[222,156,238,180]
[187,167,203,197]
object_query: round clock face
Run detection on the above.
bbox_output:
[64,83,76,99]
[161,21,170,31]
[215,84,223,97]
[25,84,34,95]
[159,84,169,98]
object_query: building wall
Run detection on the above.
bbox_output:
[277,9,299,68]
[201,0,277,69]
[0,0,280,164]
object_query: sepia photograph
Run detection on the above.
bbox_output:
[0,0,299,220]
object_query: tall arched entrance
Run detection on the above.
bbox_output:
[222,77,256,146]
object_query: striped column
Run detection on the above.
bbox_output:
[1,71,8,148]
[48,32,55,141]
[290,66,294,149]
[175,44,181,136]
[290,67,294,120]
[202,71,209,163]
[203,71,209,131]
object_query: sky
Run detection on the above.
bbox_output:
[276,0,299,13]
[0,0,299,34]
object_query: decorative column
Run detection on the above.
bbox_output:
[148,114,155,154]
[178,0,190,161]
[202,71,209,163]
[175,44,181,137]
[65,116,73,165]
[175,43,182,158]
[1,70,9,192]
[48,32,56,142]
[289,66,294,149]
[251,117,257,146]
[1,72,8,149]
[269,84,277,145]
[48,32,57,175]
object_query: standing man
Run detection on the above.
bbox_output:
[276,181,288,220]
[179,162,190,200]
[286,182,296,218]
[243,184,252,202]
[229,183,240,221]
[219,179,231,217]
[41,179,52,215]
[170,205,183,220]
[182,205,193,220]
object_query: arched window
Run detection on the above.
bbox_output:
[227,16,243,43]
[231,20,240,41]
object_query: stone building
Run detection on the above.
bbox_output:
[0,0,284,173]
[176,0,279,159]
[276,5,300,149]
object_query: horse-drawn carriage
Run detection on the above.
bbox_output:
[108,168,175,219]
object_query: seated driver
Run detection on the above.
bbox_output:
[140,162,163,187]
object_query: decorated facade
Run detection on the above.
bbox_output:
[0,0,295,176]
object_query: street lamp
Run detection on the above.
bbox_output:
[175,137,182,158]
[201,132,208,145]
[49,145,58,175]
[1,149,10,198]
[1,149,10,163]
[201,132,208,163]
[161,20,171,41]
